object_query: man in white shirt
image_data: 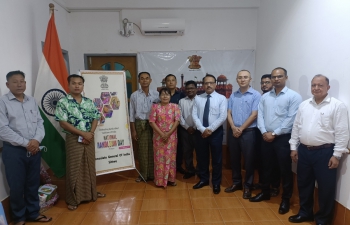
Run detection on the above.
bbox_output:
[192,74,227,194]
[288,75,349,225]
[179,80,197,179]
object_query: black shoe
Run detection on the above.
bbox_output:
[270,187,280,197]
[177,167,186,174]
[288,214,314,223]
[224,184,243,193]
[252,183,262,190]
[249,192,270,202]
[213,185,221,194]
[278,200,290,214]
[243,188,251,199]
[193,181,209,189]
[183,172,195,179]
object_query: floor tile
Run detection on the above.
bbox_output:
[191,197,218,209]
[193,209,223,222]
[47,200,69,213]
[238,198,269,208]
[167,210,195,223]
[116,199,143,211]
[167,198,192,210]
[189,189,213,198]
[144,189,167,199]
[80,212,114,225]
[215,197,243,208]
[254,221,285,225]
[167,189,190,199]
[89,201,119,212]
[51,212,86,225]
[120,190,144,200]
[138,210,167,224]
[124,182,147,191]
[110,211,140,225]
[219,208,251,222]
[224,222,254,225]
[103,182,126,191]
[99,190,123,201]
[141,199,168,210]
[245,208,279,221]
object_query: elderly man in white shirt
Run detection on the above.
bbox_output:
[288,75,349,225]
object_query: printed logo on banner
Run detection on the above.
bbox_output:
[99,75,109,88]
[188,55,202,69]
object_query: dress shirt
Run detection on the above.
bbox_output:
[258,86,302,135]
[0,92,45,147]
[129,89,159,122]
[228,87,260,128]
[170,90,185,104]
[192,91,227,133]
[289,95,349,157]
[179,96,196,130]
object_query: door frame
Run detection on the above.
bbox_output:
[84,53,138,71]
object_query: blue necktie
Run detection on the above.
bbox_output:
[203,94,211,127]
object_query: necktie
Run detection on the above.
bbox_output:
[203,94,211,127]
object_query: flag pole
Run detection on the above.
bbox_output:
[49,3,55,15]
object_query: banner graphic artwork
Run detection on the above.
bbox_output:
[80,70,135,175]
[138,50,255,144]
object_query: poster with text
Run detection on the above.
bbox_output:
[80,70,135,175]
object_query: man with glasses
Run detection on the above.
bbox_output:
[250,67,302,216]
[253,74,281,197]
[192,74,227,194]
[224,70,260,199]
[179,80,197,179]
[130,72,159,182]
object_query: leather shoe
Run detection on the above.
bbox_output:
[177,167,186,174]
[193,181,209,189]
[249,192,270,202]
[213,185,220,194]
[224,184,243,193]
[252,183,262,190]
[183,172,195,179]
[242,188,251,199]
[288,214,314,223]
[278,200,290,214]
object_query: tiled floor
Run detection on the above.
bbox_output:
[20,169,314,225]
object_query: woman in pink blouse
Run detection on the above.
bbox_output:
[149,88,181,188]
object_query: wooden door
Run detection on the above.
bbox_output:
[86,56,138,101]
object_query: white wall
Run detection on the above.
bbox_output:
[68,8,258,74]
[256,0,350,209]
[0,0,71,201]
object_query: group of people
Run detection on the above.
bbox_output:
[1,67,348,225]
[0,71,105,225]
[131,68,349,225]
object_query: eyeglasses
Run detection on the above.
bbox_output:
[204,82,216,85]
[271,75,284,80]
[260,81,271,85]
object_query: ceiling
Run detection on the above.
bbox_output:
[53,0,260,12]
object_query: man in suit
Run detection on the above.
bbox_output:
[192,74,227,194]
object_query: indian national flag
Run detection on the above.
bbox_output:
[34,12,69,177]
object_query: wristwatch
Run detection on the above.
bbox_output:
[333,155,341,160]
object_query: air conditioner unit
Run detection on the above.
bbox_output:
[141,18,185,36]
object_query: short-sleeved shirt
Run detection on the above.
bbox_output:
[55,94,100,132]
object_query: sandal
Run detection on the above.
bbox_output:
[28,215,52,222]
[68,205,78,211]
[97,192,106,198]
[167,181,177,186]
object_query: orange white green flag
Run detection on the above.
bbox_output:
[34,10,69,177]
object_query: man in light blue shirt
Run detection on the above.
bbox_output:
[0,71,51,224]
[224,70,260,199]
[192,74,227,194]
[250,67,302,216]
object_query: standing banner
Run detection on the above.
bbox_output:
[80,70,135,175]
[138,50,255,144]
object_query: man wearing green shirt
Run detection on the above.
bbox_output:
[55,74,105,211]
